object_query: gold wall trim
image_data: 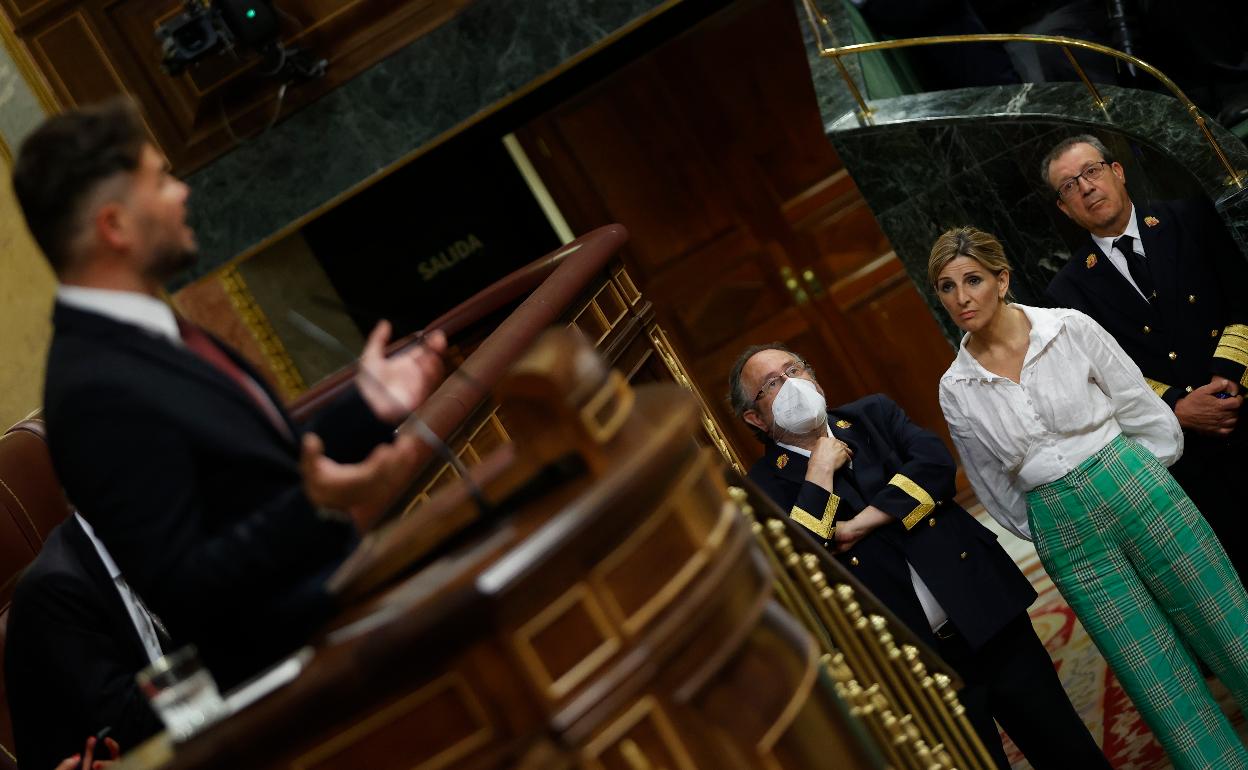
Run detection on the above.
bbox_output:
[217,266,307,400]
[504,132,575,244]
[647,324,745,474]
[797,5,1245,189]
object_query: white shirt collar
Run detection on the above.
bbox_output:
[775,423,834,458]
[1091,204,1142,257]
[945,303,1064,383]
[74,512,123,580]
[57,286,181,345]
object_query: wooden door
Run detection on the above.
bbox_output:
[517,0,956,465]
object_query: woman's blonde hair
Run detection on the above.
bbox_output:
[927,226,1015,301]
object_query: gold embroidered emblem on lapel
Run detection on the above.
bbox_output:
[1144,216,1160,227]
[1085,253,1097,269]
[776,453,789,470]
[835,419,852,429]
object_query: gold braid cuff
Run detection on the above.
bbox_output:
[1214,324,1248,369]
[1143,377,1172,399]
[890,474,936,530]
[790,494,840,539]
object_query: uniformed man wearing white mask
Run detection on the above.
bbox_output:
[727,343,1112,770]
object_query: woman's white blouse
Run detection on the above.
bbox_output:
[938,304,1182,540]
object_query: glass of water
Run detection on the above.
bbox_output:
[136,646,229,742]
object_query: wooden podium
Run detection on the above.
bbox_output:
[108,222,993,770]
[118,326,884,770]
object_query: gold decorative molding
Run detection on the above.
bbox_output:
[513,582,621,701]
[217,266,306,401]
[590,450,728,637]
[647,324,745,474]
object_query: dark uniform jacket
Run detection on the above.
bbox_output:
[746,394,1036,651]
[6,516,162,770]
[43,303,392,688]
[1047,198,1248,406]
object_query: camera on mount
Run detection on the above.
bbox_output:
[156,0,325,81]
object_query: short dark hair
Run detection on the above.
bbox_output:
[727,342,803,442]
[1039,134,1112,189]
[12,96,148,274]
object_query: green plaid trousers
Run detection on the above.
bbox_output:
[1027,435,1248,770]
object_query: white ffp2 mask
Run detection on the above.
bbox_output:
[771,377,827,435]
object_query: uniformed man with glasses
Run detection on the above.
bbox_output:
[727,344,1111,770]
[1043,133,1248,583]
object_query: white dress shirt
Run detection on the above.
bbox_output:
[75,514,165,664]
[57,285,182,344]
[775,436,949,632]
[1091,204,1148,300]
[938,304,1182,541]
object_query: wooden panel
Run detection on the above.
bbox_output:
[582,696,698,770]
[829,258,958,448]
[639,231,793,359]
[292,672,494,770]
[29,10,127,104]
[534,65,741,281]
[785,171,894,282]
[13,0,474,171]
[512,583,621,701]
[517,0,935,467]
[0,0,69,28]
[590,453,725,637]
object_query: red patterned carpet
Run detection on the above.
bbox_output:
[969,507,1246,770]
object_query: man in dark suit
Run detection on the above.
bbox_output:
[11,97,447,691]
[729,344,1110,770]
[6,515,162,770]
[1043,134,1248,580]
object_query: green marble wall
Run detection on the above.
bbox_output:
[180,0,706,284]
[791,2,1248,342]
[830,108,1233,340]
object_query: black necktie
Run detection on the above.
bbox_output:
[1113,235,1154,301]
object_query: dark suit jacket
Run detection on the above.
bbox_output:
[5,516,162,770]
[747,395,1036,651]
[43,303,393,688]
[1047,198,1248,407]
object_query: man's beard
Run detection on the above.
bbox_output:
[145,245,198,284]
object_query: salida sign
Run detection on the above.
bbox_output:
[417,234,484,282]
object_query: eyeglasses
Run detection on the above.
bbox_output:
[753,360,810,402]
[1055,161,1110,201]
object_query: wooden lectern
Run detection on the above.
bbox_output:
[118,326,886,769]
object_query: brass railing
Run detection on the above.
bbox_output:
[731,486,997,770]
[798,0,1245,189]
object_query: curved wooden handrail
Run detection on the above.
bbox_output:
[396,224,629,476]
[288,225,628,423]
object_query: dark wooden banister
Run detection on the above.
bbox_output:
[398,224,629,478]
[288,224,630,479]
[287,227,625,422]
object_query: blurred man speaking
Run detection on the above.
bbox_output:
[12,97,446,689]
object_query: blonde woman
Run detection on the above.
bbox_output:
[930,226,1248,770]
